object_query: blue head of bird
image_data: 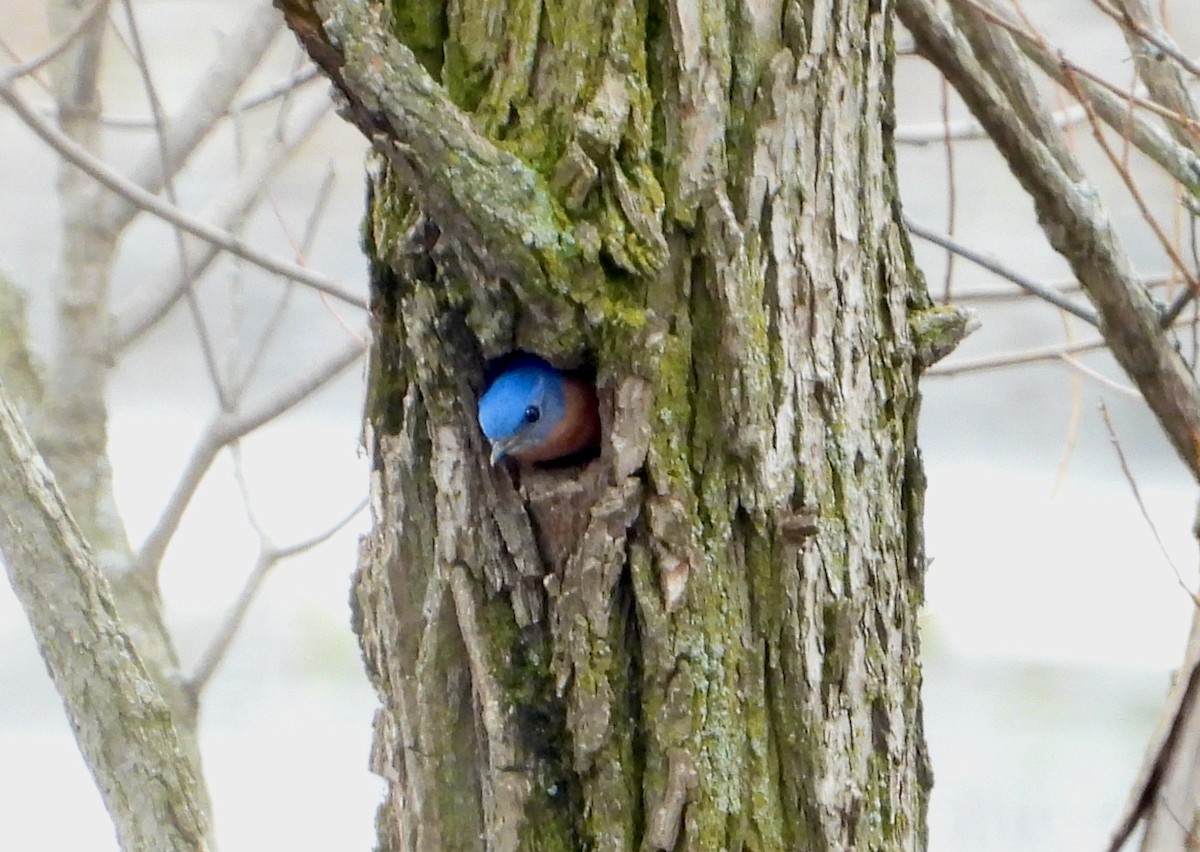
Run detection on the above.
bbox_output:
[478,360,567,464]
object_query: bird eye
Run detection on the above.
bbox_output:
[524,405,541,423]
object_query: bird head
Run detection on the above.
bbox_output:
[477,360,567,464]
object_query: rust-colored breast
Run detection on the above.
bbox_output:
[512,377,599,463]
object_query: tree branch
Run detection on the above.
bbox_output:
[119,0,234,412]
[186,496,366,698]
[0,382,211,851]
[894,101,1088,145]
[905,217,1099,324]
[1006,24,1200,198]
[275,0,573,288]
[112,93,334,348]
[1093,0,1200,83]
[0,76,366,310]
[24,65,322,130]
[899,0,1200,481]
[98,1,284,231]
[1108,0,1200,149]
[137,337,364,577]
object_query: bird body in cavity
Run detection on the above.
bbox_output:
[478,357,599,464]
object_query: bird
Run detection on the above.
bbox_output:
[477,356,600,465]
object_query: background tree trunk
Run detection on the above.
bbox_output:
[280,0,954,847]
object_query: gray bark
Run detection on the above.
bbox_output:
[0,384,210,852]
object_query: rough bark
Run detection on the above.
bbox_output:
[279,0,948,848]
[0,384,210,852]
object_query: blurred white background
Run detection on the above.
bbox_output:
[1,1,1198,849]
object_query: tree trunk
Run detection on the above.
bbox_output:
[280,0,953,847]
[38,0,212,821]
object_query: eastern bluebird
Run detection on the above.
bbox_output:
[478,355,600,464]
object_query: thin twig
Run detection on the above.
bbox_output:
[0,78,366,310]
[136,338,365,578]
[895,102,1088,145]
[940,76,959,302]
[1099,400,1199,603]
[229,443,270,543]
[117,0,233,411]
[232,162,340,399]
[0,0,110,84]
[906,217,1099,324]
[186,494,367,697]
[272,44,309,140]
[929,336,1104,375]
[1058,354,1140,398]
[1161,201,1200,322]
[26,66,323,130]
[927,295,1200,377]
[941,270,1174,304]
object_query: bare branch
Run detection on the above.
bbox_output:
[24,65,323,130]
[929,332,1108,376]
[906,217,1099,323]
[956,0,1200,197]
[1056,68,1200,304]
[942,269,1175,304]
[99,2,284,231]
[0,0,110,84]
[0,383,211,851]
[117,0,234,412]
[238,64,322,113]
[112,94,334,348]
[940,77,960,300]
[895,102,1088,145]
[1108,0,1199,148]
[136,338,364,577]
[0,78,366,310]
[1092,0,1200,83]
[1100,401,1198,601]
[900,0,1200,481]
[232,161,341,399]
[1059,354,1140,398]
[186,496,366,697]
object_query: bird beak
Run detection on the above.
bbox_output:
[490,436,519,465]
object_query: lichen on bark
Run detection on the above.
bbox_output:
[278,0,948,847]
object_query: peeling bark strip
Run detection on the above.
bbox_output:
[280,0,942,848]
